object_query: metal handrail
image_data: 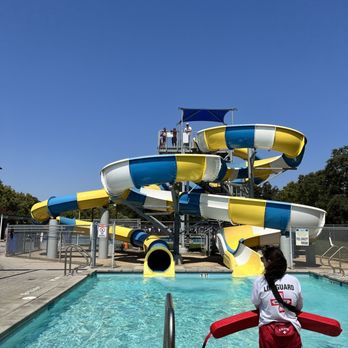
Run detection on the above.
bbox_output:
[328,245,348,276]
[319,236,339,266]
[320,245,340,266]
[64,244,91,275]
[163,293,175,348]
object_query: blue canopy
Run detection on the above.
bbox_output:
[180,108,231,123]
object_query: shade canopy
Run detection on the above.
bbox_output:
[180,108,231,124]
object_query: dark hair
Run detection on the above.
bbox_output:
[262,246,299,314]
[263,246,287,283]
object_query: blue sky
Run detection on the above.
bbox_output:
[0,0,347,201]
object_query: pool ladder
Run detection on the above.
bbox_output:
[320,236,348,276]
[163,293,175,348]
[63,244,91,275]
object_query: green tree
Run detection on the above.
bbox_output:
[326,194,348,224]
[254,182,279,200]
[276,171,328,209]
[324,146,348,196]
[323,146,348,223]
[274,146,348,223]
[0,181,39,217]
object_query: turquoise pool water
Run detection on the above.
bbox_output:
[1,273,347,347]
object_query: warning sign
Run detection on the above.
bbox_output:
[97,224,107,238]
[295,228,309,246]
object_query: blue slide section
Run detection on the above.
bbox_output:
[179,192,201,215]
[264,202,291,230]
[47,194,78,217]
[130,156,177,188]
[225,125,255,149]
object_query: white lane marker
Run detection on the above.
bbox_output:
[49,276,61,282]
[20,286,41,296]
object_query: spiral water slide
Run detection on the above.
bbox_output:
[31,124,326,277]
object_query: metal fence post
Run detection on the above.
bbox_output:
[0,214,3,240]
[58,230,63,262]
[90,223,97,268]
[112,221,116,269]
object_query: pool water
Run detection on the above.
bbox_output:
[1,273,347,347]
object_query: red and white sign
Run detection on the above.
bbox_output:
[97,224,107,238]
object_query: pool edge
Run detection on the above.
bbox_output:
[0,271,96,342]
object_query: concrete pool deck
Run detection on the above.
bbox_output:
[0,241,347,340]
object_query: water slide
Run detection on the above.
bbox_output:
[31,189,175,277]
[31,124,326,277]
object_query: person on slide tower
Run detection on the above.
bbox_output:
[251,246,303,348]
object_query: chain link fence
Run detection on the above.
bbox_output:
[4,221,348,273]
[286,225,348,274]
[5,218,141,259]
[5,224,88,259]
[314,225,348,253]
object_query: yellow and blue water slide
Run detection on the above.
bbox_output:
[31,123,326,277]
[56,216,175,278]
[196,124,306,183]
[31,188,175,277]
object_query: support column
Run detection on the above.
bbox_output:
[47,219,58,259]
[171,184,182,265]
[98,209,109,259]
[247,148,256,198]
[179,182,188,254]
[305,244,317,266]
[280,230,293,268]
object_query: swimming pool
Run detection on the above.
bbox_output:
[1,273,347,347]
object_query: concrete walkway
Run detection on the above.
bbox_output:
[0,241,347,341]
[0,242,89,338]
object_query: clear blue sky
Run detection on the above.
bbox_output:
[1,0,347,201]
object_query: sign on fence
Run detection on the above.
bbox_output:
[295,228,309,246]
[97,224,107,238]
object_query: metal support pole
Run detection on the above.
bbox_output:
[98,208,109,259]
[122,201,171,234]
[289,227,293,269]
[171,184,182,265]
[69,248,72,274]
[58,231,63,262]
[247,147,256,198]
[0,214,3,240]
[229,108,238,164]
[180,182,188,253]
[111,221,116,269]
[90,223,97,268]
[180,109,184,154]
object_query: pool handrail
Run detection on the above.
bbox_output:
[320,236,339,266]
[328,245,348,276]
[63,244,91,275]
[320,235,348,275]
[163,293,175,348]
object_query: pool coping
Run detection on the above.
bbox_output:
[0,272,93,342]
